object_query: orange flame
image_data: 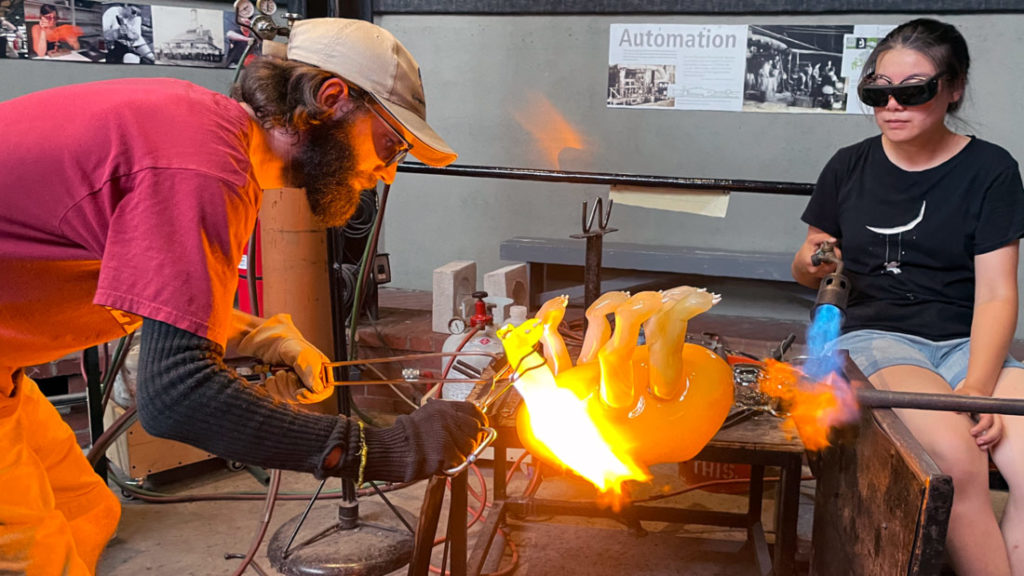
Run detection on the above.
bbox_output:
[759,359,859,450]
[511,352,650,497]
[498,289,734,507]
[512,92,585,168]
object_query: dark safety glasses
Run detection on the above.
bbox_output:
[858,73,944,108]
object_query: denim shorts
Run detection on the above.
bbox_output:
[828,329,1024,389]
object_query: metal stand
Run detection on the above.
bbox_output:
[570,198,617,313]
[266,192,415,575]
[84,346,107,479]
[267,501,415,576]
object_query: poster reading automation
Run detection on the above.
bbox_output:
[608,23,896,115]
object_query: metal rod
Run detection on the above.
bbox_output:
[84,347,106,479]
[322,350,501,368]
[857,388,1024,416]
[371,483,415,534]
[325,219,356,503]
[328,377,490,387]
[397,162,815,196]
[583,234,603,311]
[447,471,468,576]
[48,392,88,408]
[409,476,447,576]
[281,479,327,559]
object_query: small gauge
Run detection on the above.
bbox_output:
[257,0,277,14]
[233,0,255,19]
[448,317,467,335]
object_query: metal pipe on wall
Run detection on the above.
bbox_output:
[396,162,815,196]
[372,0,1017,14]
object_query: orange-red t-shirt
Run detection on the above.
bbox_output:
[0,78,261,369]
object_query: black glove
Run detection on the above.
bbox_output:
[356,400,488,482]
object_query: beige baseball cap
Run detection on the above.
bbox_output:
[287,18,456,167]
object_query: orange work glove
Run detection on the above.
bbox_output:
[235,314,333,404]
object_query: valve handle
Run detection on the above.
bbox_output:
[811,240,835,267]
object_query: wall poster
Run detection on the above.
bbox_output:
[0,0,250,69]
[608,23,897,115]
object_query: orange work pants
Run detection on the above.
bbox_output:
[0,367,121,575]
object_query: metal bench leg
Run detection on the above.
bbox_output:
[528,262,545,310]
[746,464,773,575]
[447,472,468,576]
[408,476,447,576]
[774,456,803,576]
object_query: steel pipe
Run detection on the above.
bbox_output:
[48,392,88,408]
[397,162,815,195]
[857,388,1024,416]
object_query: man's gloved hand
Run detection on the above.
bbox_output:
[264,370,333,404]
[235,314,333,404]
[358,400,488,482]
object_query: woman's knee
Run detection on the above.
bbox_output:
[928,441,990,493]
[947,459,993,501]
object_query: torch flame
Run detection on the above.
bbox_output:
[512,92,586,168]
[760,359,859,450]
[507,344,649,495]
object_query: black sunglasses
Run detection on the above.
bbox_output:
[858,73,943,108]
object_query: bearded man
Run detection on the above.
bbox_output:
[0,18,485,575]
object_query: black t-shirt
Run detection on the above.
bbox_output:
[802,135,1024,341]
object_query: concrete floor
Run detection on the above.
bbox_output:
[96,457,816,576]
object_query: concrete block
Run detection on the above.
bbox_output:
[483,263,528,307]
[432,261,476,333]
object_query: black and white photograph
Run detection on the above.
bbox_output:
[222,10,252,69]
[607,64,676,108]
[151,5,225,67]
[1,0,28,58]
[100,3,153,64]
[23,0,152,63]
[743,24,853,113]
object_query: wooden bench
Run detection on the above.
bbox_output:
[499,236,797,308]
[811,357,952,575]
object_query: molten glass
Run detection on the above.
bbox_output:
[497,287,735,496]
[758,360,859,451]
[761,301,859,449]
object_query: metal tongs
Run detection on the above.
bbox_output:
[318,353,505,477]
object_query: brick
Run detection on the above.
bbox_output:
[432,261,476,333]
[483,263,528,307]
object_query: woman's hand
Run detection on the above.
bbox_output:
[954,385,1003,449]
[32,24,48,56]
[792,226,841,289]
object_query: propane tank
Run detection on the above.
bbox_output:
[441,291,505,401]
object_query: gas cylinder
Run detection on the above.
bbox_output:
[441,291,505,401]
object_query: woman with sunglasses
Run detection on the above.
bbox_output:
[31,3,80,58]
[793,18,1024,574]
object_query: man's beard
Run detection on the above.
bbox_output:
[293,118,363,229]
